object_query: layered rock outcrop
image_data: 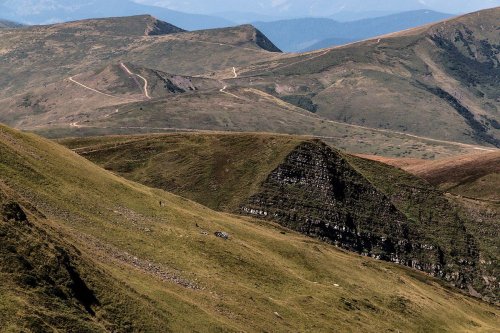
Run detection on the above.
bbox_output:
[242,141,483,297]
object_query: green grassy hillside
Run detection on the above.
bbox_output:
[0,192,173,332]
[60,132,499,303]
[2,126,500,331]
[354,152,499,302]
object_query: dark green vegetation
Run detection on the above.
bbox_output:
[3,126,500,331]
[61,133,304,211]
[61,133,500,303]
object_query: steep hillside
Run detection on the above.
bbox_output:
[405,151,500,202]
[362,151,500,202]
[0,192,172,332]
[233,7,500,148]
[181,24,281,53]
[3,126,500,331]
[358,151,500,301]
[61,132,499,302]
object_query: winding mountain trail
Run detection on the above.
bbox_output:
[120,62,151,100]
[219,85,244,100]
[232,67,238,78]
[272,49,331,72]
[68,76,137,101]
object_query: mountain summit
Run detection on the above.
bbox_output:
[48,15,185,37]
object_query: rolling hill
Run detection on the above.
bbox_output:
[2,9,499,156]
[359,150,500,202]
[232,7,500,148]
[407,152,500,201]
[0,19,24,29]
[2,126,499,331]
[0,26,487,160]
[0,0,234,31]
[0,15,281,99]
[60,132,500,303]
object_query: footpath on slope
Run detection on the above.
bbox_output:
[120,62,151,100]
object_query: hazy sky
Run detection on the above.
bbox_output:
[133,0,500,15]
[1,0,499,25]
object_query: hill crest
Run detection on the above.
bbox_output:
[0,19,24,29]
[36,14,185,37]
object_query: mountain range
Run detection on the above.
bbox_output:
[253,10,454,52]
[134,0,500,17]
[0,4,499,331]
[3,9,498,150]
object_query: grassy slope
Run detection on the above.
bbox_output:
[43,84,487,159]
[61,133,303,211]
[0,193,173,332]
[346,152,500,302]
[58,132,493,210]
[404,152,500,202]
[61,132,499,300]
[1,62,222,129]
[2,127,500,331]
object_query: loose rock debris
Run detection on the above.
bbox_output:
[215,231,229,240]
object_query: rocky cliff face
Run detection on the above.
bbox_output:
[241,141,485,298]
[146,16,185,36]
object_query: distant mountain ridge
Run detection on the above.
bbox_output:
[135,0,500,17]
[233,7,500,148]
[0,19,24,29]
[47,15,185,37]
[0,0,234,30]
[253,10,453,52]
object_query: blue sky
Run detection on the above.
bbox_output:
[133,0,500,15]
[1,0,499,26]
